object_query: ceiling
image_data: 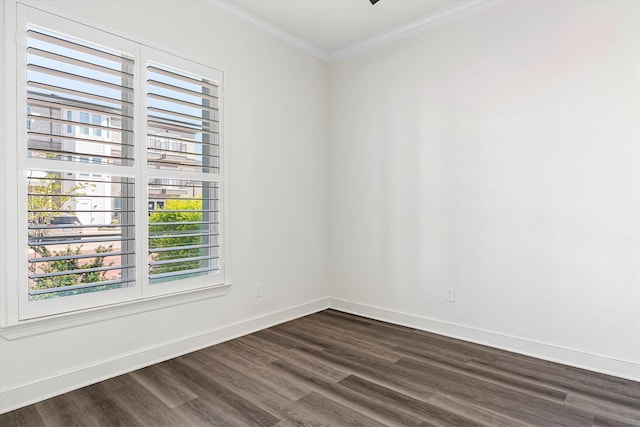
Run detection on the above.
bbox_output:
[228,0,459,52]
[204,0,504,62]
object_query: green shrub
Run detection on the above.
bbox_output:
[149,199,204,275]
[29,244,114,298]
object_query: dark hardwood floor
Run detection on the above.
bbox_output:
[2,309,640,426]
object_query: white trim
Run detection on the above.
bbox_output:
[1,0,20,326]
[2,295,638,414]
[328,298,640,382]
[329,0,506,62]
[0,0,10,326]
[0,283,232,340]
[201,0,331,62]
[0,297,329,413]
[201,0,505,63]
[23,160,137,178]
[637,0,640,391]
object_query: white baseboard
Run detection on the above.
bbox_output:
[3,296,638,414]
[0,298,329,414]
[328,298,640,382]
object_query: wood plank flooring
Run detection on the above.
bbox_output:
[2,309,640,426]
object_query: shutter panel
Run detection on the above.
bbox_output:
[24,25,137,303]
[27,173,135,299]
[146,60,222,288]
[26,28,135,166]
[146,63,220,173]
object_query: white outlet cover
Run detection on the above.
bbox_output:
[446,287,455,302]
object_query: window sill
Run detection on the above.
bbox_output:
[0,283,231,340]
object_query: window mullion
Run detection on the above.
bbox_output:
[135,44,148,298]
[119,43,138,299]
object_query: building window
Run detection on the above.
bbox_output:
[92,114,102,136]
[79,112,90,134]
[18,5,224,320]
[66,110,73,133]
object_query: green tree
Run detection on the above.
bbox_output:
[149,199,204,275]
[28,172,90,239]
[28,173,112,298]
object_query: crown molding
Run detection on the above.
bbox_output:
[202,0,505,64]
[329,0,506,62]
[201,0,332,62]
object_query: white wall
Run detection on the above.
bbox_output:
[0,0,329,412]
[329,0,640,379]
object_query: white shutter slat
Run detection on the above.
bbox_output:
[27,29,134,65]
[146,93,218,115]
[27,81,132,108]
[147,65,219,92]
[29,278,134,296]
[147,79,218,103]
[148,106,217,125]
[28,96,134,119]
[27,47,133,79]
[27,64,134,94]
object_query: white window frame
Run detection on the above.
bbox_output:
[0,2,228,327]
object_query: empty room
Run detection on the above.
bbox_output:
[0,0,639,425]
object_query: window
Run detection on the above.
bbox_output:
[79,112,90,134]
[28,173,136,301]
[17,6,224,320]
[66,110,73,133]
[146,62,221,292]
[92,114,102,136]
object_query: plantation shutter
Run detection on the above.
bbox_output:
[26,28,135,165]
[27,174,136,298]
[17,5,225,320]
[146,64,220,173]
[24,25,137,304]
[146,62,222,286]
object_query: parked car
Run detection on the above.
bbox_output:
[42,215,83,240]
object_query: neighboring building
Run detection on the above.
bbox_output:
[28,92,203,222]
[27,95,117,226]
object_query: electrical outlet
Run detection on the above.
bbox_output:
[446,287,455,302]
[255,283,263,298]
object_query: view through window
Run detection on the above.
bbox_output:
[19,9,224,319]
